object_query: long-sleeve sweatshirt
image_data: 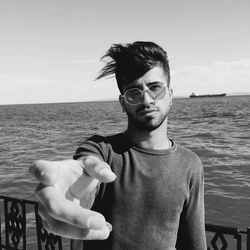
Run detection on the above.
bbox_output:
[72,132,207,250]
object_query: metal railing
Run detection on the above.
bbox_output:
[1,195,249,250]
[206,224,249,250]
[0,195,62,250]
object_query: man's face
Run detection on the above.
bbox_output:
[119,66,173,131]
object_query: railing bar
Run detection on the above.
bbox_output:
[34,203,42,250]
[236,234,241,250]
[23,201,27,250]
[247,227,250,250]
[0,244,7,249]
[238,230,248,234]
[0,195,37,206]
[58,236,63,250]
[3,200,9,249]
[1,195,250,250]
[0,213,2,250]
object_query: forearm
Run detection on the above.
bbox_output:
[177,165,207,249]
[186,176,207,249]
[75,156,102,208]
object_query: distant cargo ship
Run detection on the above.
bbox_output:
[189,93,226,98]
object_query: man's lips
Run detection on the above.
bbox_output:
[138,107,158,115]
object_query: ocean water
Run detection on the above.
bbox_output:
[0,96,250,246]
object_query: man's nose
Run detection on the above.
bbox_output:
[140,90,154,104]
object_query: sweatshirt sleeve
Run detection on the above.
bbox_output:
[72,135,107,208]
[176,158,207,250]
[73,135,108,161]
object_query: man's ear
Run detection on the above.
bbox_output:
[119,95,126,112]
[169,88,173,106]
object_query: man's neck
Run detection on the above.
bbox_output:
[126,120,170,150]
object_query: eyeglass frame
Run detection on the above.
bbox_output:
[120,82,169,106]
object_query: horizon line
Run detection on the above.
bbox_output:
[0,93,249,106]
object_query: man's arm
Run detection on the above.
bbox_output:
[29,156,116,240]
[176,161,207,250]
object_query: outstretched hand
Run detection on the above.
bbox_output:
[29,156,116,240]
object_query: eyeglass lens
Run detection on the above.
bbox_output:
[125,84,166,105]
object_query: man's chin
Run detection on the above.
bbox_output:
[127,111,168,131]
[131,119,162,131]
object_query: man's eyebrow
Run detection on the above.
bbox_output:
[125,84,141,90]
[125,81,164,90]
[147,81,164,86]
[149,81,164,84]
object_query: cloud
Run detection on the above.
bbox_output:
[0,70,119,104]
[1,58,250,104]
[63,59,99,64]
[174,58,250,76]
[175,66,211,75]
[214,59,250,70]
[171,58,250,96]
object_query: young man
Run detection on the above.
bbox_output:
[30,41,207,249]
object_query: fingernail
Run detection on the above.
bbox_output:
[99,169,116,179]
[42,170,57,185]
[87,216,104,229]
[39,170,46,179]
[72,198,80,206]
[106,222,112,232]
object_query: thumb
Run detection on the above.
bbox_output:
[82,156,116,183]
[66,156,116,200]
[29,160,58,186]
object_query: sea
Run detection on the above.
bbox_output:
[0,95,250,248]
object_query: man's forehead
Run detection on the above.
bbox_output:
[127,67,168,87]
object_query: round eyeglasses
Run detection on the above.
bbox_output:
[121,83,167,105]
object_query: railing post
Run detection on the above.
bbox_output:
[0,213,2,250]
[236,232,241,250]
[3,200,9,249]
[2,195,250,250]
[22,200,27,250]
[247,227,250,250]
[34,202,63,250]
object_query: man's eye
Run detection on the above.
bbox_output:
[150,84,162,91]
[128,89,141,95]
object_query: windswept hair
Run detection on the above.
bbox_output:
[96,41,170,93]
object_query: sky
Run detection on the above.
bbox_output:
[0,0,250,104]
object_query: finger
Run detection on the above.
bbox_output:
[37,204,54,234]
[38,203,111,240]
[64,167,99,199]
[36,186,107,230]
[69,223,111,240]
[38,203,47,221]
[30,160,58,186]
[82,156,116,183]
[68,157,116,199]
[42,218,111,240]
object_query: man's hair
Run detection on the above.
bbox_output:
[96,41,170,93]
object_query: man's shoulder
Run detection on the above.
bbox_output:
[173,144,204,185]
[74,132,128,160]
[85,132,130,153]
[175,143,203,168]
[86,132,126,145]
